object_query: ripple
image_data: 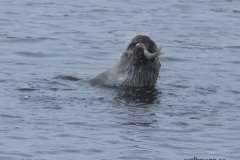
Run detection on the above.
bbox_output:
[122,122,154,127]
[225,45,240,49]
[6,11,18,15]
[38,37,58,40]
[8,136,31,140]
[0,114,21,118]
[172,84,191,88]
[195,86,217,94]
[61,149,81,153]
[233,10,240,13]
[18,88,37,92]
[228,89,240,94]
[203,123,223,127]
[210,9,227,13]
[14,62,37,66]
[65,122,86,126]
[54,75,81,81]
[5,37,56,43]
[165,57,193,62]
[56,133,77,138]
[42,106,63,110]
[14,51,54,57]
[227,60,240,64]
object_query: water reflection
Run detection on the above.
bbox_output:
[115,87,161,105]
[110,87,161,129]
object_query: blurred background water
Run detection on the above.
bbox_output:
[0,0,240,160]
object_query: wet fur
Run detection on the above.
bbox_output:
[90,35,161,87]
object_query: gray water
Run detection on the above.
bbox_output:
[1,0,240,160]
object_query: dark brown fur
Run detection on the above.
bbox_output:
[90,35,161,87]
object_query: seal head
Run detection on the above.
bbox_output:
[90,35,162,87]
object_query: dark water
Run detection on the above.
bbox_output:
[1,0,240,160]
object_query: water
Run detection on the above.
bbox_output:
[1,0,240,160]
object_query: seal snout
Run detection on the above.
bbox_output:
[136,43,147,51]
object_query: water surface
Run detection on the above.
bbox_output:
[1,0,240,160]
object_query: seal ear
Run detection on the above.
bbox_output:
[148,40,157,53]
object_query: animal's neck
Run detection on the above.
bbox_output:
[117,51,160,87]
[122,64,159,87]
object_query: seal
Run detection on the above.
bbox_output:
[90,35,163,87]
